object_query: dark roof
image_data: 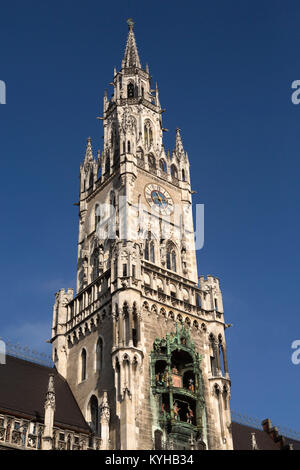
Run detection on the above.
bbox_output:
[232,422,279,450]
[0,355,90,433]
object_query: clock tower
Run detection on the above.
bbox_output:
[51,20,233,450]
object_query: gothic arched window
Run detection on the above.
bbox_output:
[144,121,153,149]
[95,204,101,231]
[171,164,178,180]
[105,156,110,175]
[127,140,131,153]
[182,169,186,181]
[148,153,156,170]
[89,395,99,434]
[110,191,116,215]
[136,147,144,160]
[154,430,163,450]
[144,232,155,263]
[80,349,87,382]
[127,82,134,98]
[89,172,93,189]
[159,159,167,173]
[166,244,177,272]
[96,337,103,372]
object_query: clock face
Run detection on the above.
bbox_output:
[145,184,174,215]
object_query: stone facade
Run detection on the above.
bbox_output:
[51,21,233,450]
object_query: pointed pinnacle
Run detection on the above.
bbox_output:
[84,137,93,162]
[123,19,141,68]
[175,128,184,156]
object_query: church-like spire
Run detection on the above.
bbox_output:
[122,19,141,69]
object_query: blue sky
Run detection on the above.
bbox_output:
[1,0,300,433]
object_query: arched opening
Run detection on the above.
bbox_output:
[89,395,99,435]
[182,169,186,181]
[96,337,103,372]
[95,204,101,231]
[154,430,163,450]
[148,153,156,170]
[132,304,139,347]
[155,360,168,386]
[89,172,93,189]
[127,140,131,153]
[144,232,155,263]
[136,147,144,160]
[105,156,110,175]
[127,82,134,98]
[80,349,87,382]
[209,334,217,376]
[159,159,167,173]
[183,370,196,392]
[110,191,116,218]
[123,303,130,346]
[166,244,177,272]
[171,164,178,180]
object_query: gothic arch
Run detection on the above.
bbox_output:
[159,158,167,173]
[144,231,156,263]
[177,313,183,323]
[171,163,178,179]
[168,311,174,320]
[79,348,87,383]
[86,394,99,435]
[148,152,156,170]
[151,304,158,315]
[105,151,110,175]
[127,81,135,98]
[136,147,144,160]
[160,308,166,317]
[95,336,104,372]
[166,241,178,272]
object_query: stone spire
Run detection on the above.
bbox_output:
[122,19,141,69]
[84,137,93,163]
[173,128,185,160]
[42,374,56,450]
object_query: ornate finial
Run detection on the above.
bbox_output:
[127,18,135,30]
